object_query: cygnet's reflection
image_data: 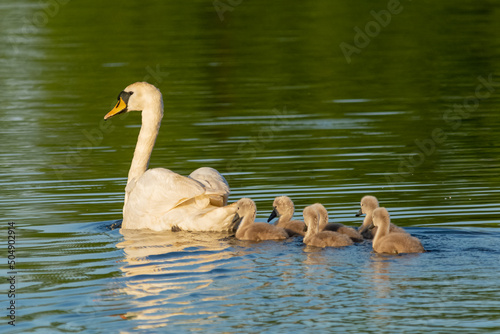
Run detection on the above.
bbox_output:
[363,255,393,327]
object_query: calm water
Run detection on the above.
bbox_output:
[1,0,500,332]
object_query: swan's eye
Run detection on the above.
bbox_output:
[118,91,134,105]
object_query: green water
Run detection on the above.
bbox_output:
[1,0,500,332]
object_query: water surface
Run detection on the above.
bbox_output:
[1,0,500,332]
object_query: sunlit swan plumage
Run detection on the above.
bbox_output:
[303,205,353,248]
[370,207,425,254]
[312,203,363,242]
[105,82,239,231]
[267,196,306,236]
[356,195,406,238]
[235,198,289,241]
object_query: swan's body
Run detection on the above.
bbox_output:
[313,203,364,242]
[105,82,239,231]
[356,195,406,238]
[235,198,289,241]
[267,196,306,237]
[371,207,425,254]
[303,205,353,248]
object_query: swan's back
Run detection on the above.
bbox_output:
[374,233,425,254]
[123,168,237,231]
[189,167,230,206]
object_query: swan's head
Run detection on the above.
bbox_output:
[104,82,163,120]
[371,207,390,229]
[267,196,294,222]
[356,195,379,216]
[303,205,320,234]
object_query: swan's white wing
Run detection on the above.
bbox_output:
[189,167,230,206]
[122,167,235,231]
[126,168,206,216]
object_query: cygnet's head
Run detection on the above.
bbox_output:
[312,203,329,229]
[236,198,257,221]
[105,82,163,120]
[312,203,328,217]
[372,207,390,228]
[356,195,379,216]
[273,196,294,213]
[268,196,294,222]
[303,205,320,233]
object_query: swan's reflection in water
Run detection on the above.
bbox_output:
[116,229,249,329]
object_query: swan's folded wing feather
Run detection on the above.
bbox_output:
[189,167,230,206]
[128,168,207,216]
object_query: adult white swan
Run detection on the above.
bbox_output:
[105,82,240,231]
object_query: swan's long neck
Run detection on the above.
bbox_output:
[127,99,163,186]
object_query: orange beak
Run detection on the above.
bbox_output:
[104,97,127,120]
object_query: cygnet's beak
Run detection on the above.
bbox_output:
[355,208,363,217]
[232,212,241,224]
[230,213,242,231]
[368,223,375,230]
[267,207,278,223]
